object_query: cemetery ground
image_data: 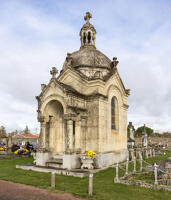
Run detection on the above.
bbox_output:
[0,152,171,200]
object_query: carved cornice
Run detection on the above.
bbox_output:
[64,113,77,120]
[67,105,87,112]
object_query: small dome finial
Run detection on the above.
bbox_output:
[84,12,92,23]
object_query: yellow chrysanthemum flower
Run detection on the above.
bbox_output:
[86,150,96,158]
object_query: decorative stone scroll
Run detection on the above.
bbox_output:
[50,67,58,79]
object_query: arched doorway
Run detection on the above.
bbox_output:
[43,100,64,153]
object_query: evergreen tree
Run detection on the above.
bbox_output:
[135,126,153,137]
[24,125,30,134]
[0,126,7,137]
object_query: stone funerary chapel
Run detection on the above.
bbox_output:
[35,12,130,169]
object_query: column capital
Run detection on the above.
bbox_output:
[38,114,45,123]
[64,113,76,120]
[67,119,73,125]
[41,121,46,127]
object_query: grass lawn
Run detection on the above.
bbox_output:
[0,151,171,200]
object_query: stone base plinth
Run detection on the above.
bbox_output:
[94,149,128,168]
[63,154,81,170]
[34,149,128,170]
[35,152,51,166]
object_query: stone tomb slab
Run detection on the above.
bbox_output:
[16,163,115,178]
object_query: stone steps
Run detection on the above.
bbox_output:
[53,154,63,160]
[46,158,63,169]
[46,162,63,169]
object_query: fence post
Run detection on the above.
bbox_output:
[88,173,93,196]
[150,148,152,157]
[114,161,119,183]
[131,150,134,161]
[153,148,155,157]
[51,171,56,188]
[133,156,136,172]
[140,154,143,172]
[145,149,148,159]
[154,163,158,186]
[138,150,141,159]
[125,158,129,176]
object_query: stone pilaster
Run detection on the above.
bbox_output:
[81,117,87,153]
[49,117,55,151]
[67,119,74,152]
[75,120,82,152]
[40,121,46,149]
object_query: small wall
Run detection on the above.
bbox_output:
[94,149,128,168]
[63,154,81,170]
[35,152,51,166]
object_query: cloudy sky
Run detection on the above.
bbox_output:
[0,0,171,133]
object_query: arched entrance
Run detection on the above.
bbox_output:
[43,100,65,153]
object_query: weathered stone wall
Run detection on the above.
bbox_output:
[101,76,128,153]
[86,98,99,152]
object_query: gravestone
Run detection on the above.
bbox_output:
[127,122,135,148]
[142,124,148,148]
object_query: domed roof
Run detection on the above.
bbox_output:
[62,46,112,69]
[62,12,115,75]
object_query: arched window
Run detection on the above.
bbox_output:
[83,32,86,44]
[111,97,118,130]
[88,32,91,44]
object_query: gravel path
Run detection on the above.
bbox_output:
[0,180,90,200]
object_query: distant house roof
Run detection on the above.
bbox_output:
[12,133,40,139]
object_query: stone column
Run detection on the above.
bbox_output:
[81,117,87,153]
[59,118,64,152]
[40,121,46,149]
[38,115,47,150]
[49,117,55,151]
[75,120,81,152]
[67,119,73,152]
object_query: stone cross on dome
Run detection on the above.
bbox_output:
[84,12,92,23]
[113,57,119,68]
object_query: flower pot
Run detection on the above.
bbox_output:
[80,156,94,169]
